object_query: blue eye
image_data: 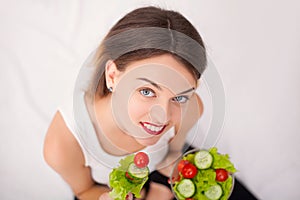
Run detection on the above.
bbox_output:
[139,88,156,97]
[172,96,189,103]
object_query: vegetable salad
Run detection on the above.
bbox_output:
[172,147,237,200]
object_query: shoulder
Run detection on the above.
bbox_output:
[43,111,85,173]
[43,111,99,195]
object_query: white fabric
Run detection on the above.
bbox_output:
[58,101,174,185]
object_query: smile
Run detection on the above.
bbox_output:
[140,122,166,135]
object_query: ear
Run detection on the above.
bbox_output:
[105,60,119,90]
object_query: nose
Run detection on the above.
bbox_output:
[149,102,171,125]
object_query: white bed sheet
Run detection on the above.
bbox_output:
[1,1,300,199]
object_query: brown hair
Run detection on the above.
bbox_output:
[90,6,207,97]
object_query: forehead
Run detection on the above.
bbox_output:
[117,64,195,95]
[121,54,196,86]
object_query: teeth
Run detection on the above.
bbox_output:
[144,123,164,132]
[155,126,161,132]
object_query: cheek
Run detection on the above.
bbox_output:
[170,104,183,124]
[128,96,150,122]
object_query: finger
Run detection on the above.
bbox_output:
[126,192,133,200]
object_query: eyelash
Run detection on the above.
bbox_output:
[139,88,189,104]
[139,88,156,97]
[172,96,189,104]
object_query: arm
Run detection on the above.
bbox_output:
[43,111,110,200]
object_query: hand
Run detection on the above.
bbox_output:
[98,192,133,200]
[126,193,133,200]
[146,182,174,200]
[98,192,113,200]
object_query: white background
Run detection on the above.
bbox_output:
[1,0,299,199]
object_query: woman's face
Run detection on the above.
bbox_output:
[109,54,197,146]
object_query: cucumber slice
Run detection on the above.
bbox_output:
[204,184,223,200]
[194,150,213,169]
[176,179,195,198]
[127,162,149,179]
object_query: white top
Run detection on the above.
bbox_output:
[58,102,175,185]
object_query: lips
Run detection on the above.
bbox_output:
[140,122,167,135]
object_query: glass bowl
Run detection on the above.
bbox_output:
[169,149,235,200]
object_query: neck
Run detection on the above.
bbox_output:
[92,94,145,156]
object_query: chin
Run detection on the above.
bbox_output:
[136,137,160,146]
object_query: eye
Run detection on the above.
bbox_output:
[172,96,189,104]
[139,88,156,97]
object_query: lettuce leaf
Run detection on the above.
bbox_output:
[219,175,233,200]
[209,147,237,173]
[109,154,148,200]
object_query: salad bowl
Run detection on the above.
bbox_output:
[169,148,236,200]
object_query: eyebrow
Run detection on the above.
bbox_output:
[177,87,195,95]
[137,77,195,95]
[137,78,162,90]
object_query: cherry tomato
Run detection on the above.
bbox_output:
[215,168,229,182]
[177,160,190,173]
[134,152,149,168]
[185,198,194,200]
[181,163,198,179]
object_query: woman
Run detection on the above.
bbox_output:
[43,6,206,200]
